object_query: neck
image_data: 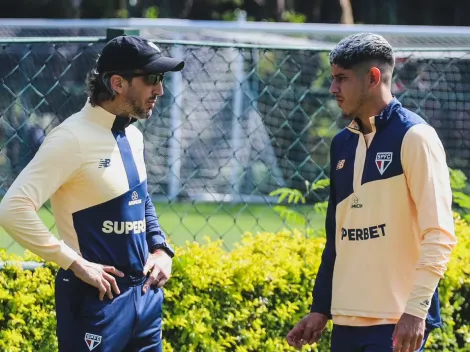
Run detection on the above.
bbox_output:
[99,100,128,117]
[357,91,393,134]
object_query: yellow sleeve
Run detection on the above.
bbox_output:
[0,127,81,269]
[401,123,457,319]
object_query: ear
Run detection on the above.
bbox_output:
[369,67,381,88]
[109,74,125,94]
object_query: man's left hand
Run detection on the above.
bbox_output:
[142,250,173,293]
[392,313,425,352]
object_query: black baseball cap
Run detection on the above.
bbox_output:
[96,35,184,74]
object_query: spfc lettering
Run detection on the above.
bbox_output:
[375,152,393,175]
[84,333,102,351]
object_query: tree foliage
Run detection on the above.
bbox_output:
[3,0,470,26]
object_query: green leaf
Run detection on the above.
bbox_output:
[272,205,306,225]
[311,179,330,191]
[269,188,306,204]
[449,168,467,191]
[453,191,470,209]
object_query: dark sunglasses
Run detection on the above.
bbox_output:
[105,71,164,85]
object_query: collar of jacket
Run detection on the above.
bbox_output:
[112,116,137,132]
[347,96,402,133]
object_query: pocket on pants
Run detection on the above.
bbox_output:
[80,294,113,319]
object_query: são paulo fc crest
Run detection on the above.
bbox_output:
[375,152,393,175]
[85,333,102,351]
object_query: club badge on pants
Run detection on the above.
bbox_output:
[85,333,102,351]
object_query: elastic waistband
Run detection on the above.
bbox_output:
[58,268,147,287]
[114,273,147,286]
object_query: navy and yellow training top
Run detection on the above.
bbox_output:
[0,101,174,279]
[310,98,456,328]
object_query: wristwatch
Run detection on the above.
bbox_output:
[150,242,175,258]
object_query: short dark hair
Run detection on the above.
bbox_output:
[85,68,115,106]
[329,32,395,71]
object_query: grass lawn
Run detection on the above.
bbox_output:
[0,201,325,257]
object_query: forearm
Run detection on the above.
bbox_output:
[310,250,334,318]
[0,195,79,269]
[310,142,338,318]
[405,230,456,319]
[310,196,336,318]
[144,194,174,257]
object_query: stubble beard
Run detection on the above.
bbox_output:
[341,90,367,121]
[125,91,152,120]
[130,99,151,120]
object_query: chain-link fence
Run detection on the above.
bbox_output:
[1,33,470,254]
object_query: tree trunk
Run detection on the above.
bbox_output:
[276,0,285,21]
[178,0,193,18]
[339,0,354,24]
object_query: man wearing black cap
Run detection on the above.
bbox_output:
[0,35,185,351]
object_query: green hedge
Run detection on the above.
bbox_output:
[0,214,469,352]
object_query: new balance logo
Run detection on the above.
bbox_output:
[98,159,111,168]
[84,333,102,351]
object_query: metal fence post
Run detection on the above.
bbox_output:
[168,33,184,201]
[230,11,247,200]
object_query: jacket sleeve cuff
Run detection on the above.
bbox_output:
[404,305,428,320]
[55,241,81,270]
[310,302,332,319]
[404,269,441,320]
[148,234,175,258]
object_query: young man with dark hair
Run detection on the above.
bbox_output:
[286,32,456,352]
[0,35,184,352]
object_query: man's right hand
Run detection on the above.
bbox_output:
[69,257,124,301]
[286,312,329,349]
